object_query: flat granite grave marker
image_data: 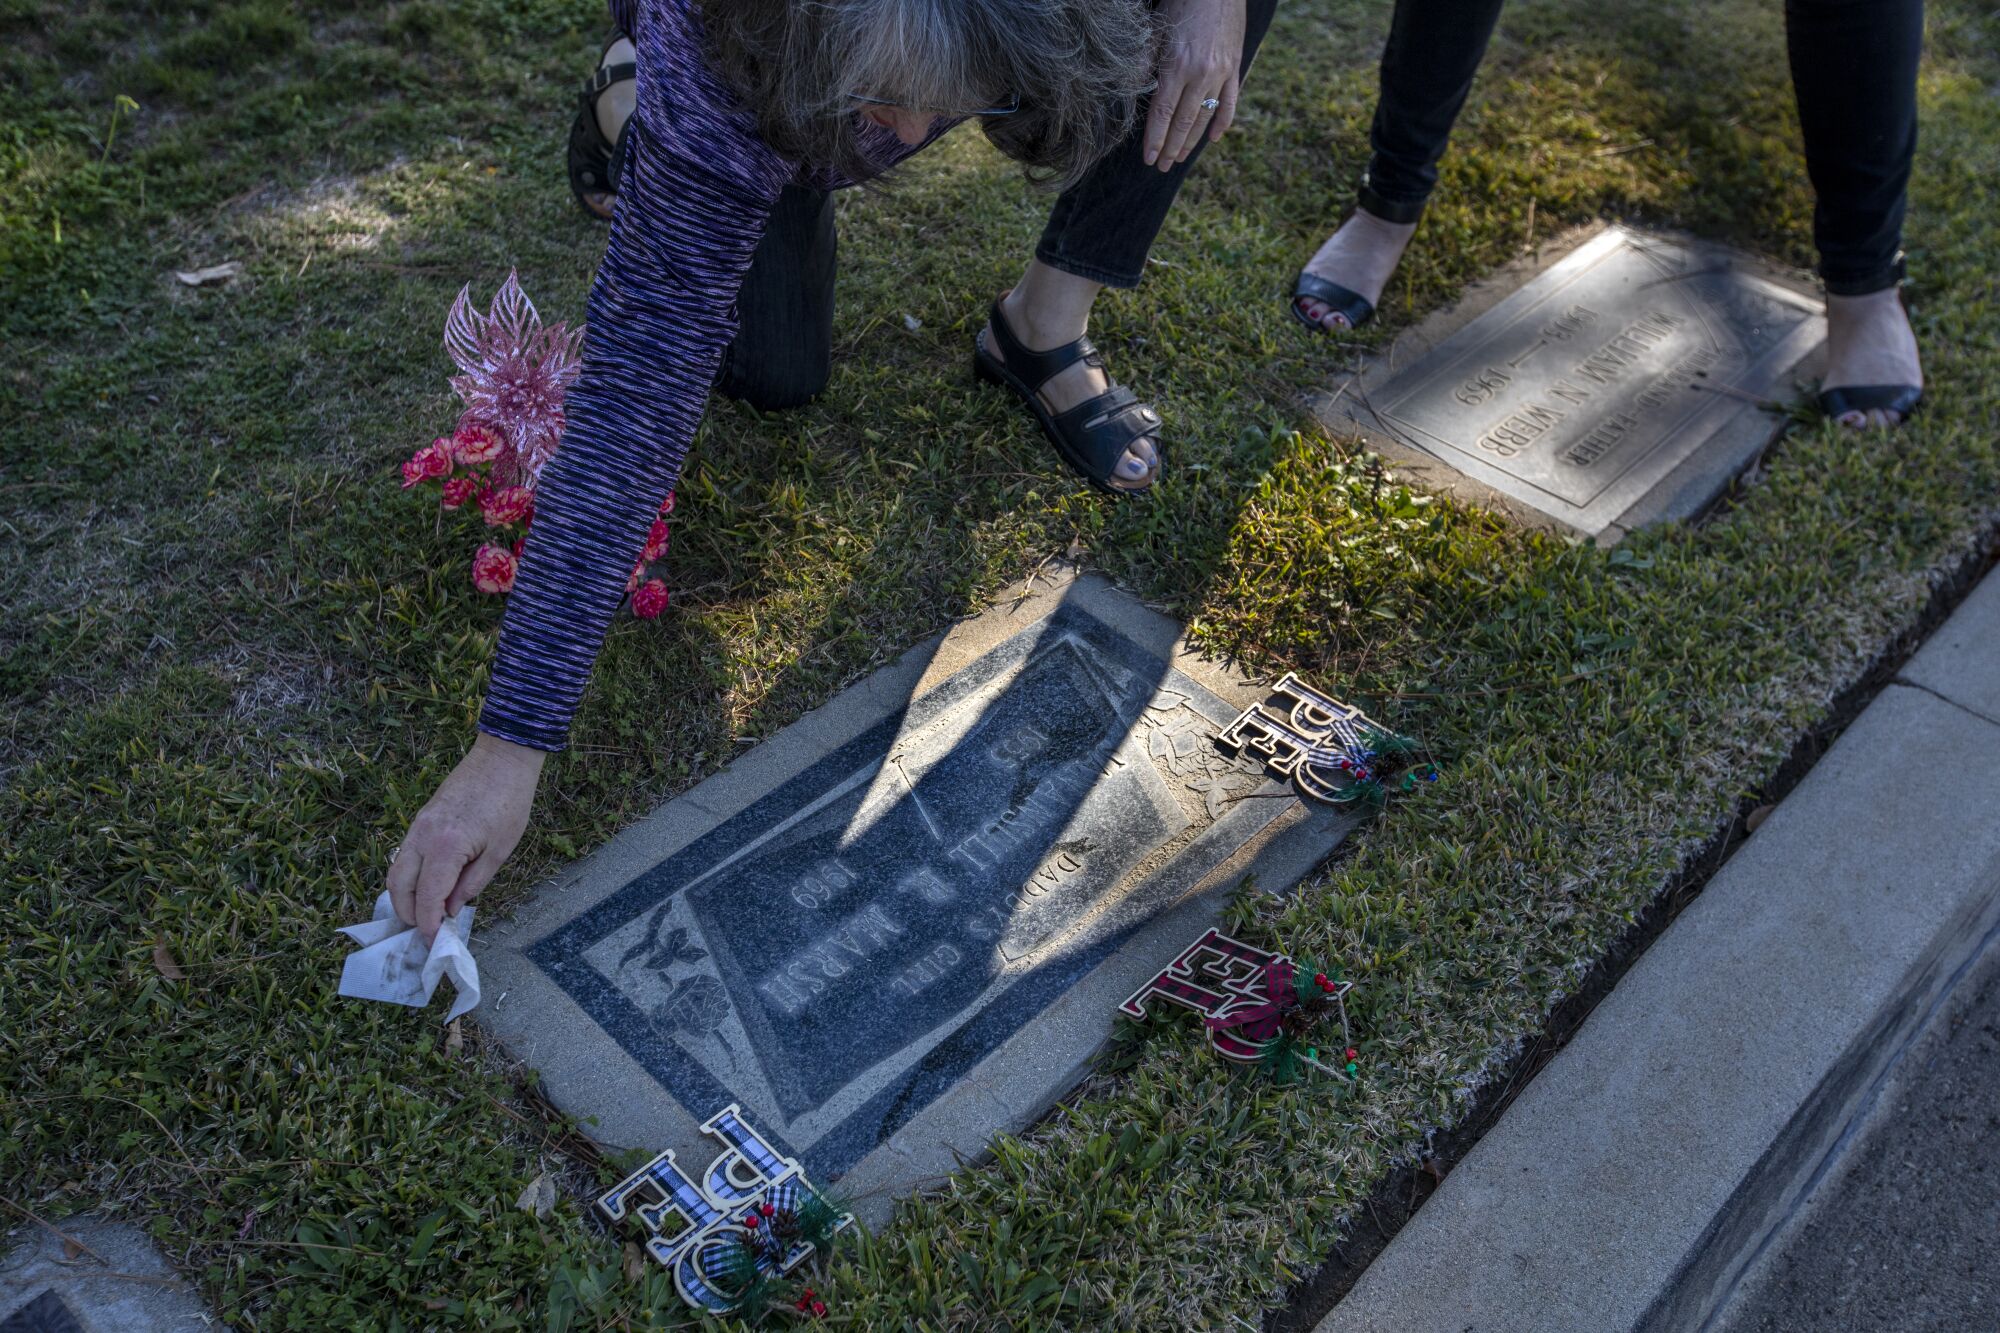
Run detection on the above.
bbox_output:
[1,1219,213,1333]
[480,570,1363,1213]
[1317,225,1826,541]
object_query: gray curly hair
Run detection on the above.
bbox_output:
[699,0,1160,189]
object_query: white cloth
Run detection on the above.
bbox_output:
[336,891,481,1021]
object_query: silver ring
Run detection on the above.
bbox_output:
[1200,97,1221,111]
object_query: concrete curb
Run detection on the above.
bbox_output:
[1316,569,2000,1333]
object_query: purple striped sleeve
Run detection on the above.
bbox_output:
[477,137,781,750]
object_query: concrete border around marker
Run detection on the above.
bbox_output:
[1314,565,2000,1332]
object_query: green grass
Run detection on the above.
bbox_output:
[4,0,1998,1326]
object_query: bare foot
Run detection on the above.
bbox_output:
[1822,288,1923,429]
[980,288,1159,492]
[1295,210,1419,331]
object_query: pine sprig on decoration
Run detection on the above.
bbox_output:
[1259,1029,1311,1085]
[788,1187,852,1253]
[708,1235,781,1318]
[1256,960,1363,1086]
[1358,723,1423,765]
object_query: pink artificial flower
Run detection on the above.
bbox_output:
[443,271,583,484]
[471,544,517,595]
[641,518,670,562]
[632,579,670,619]
[658,491,676,517]
[401,441,452,488]
[451,417,505,466]
[626,559,644,594]
[440,476,479,509]
[479,485,535,527]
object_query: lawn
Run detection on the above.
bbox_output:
[3,0,1997,1327]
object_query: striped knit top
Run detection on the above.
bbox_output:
[478,0,944,751]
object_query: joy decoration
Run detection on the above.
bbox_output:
[597,1105,850,1319]
[1216,673,1437,806]
[1121,928,1361,1085]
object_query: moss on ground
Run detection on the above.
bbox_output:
[3,0,1997,1326]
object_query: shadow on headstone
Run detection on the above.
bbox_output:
[481,568,1362,1212]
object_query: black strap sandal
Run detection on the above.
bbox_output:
[1290,271,1376,335]
[973,297,1162,497]
[567,38,635,222]
[1818,384,1923,423]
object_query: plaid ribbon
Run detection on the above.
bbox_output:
[695,1178,815,1287]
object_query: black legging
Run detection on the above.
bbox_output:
[1357,0,1922,294]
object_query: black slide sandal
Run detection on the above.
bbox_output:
[1818,261,1922,426]
[973,297,1162,498]
[567,37,634,221]
[1818,384,1923,423]
[1290,271,1376,335]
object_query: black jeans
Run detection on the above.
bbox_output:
[1358,0,1921,294]
[719,0,1280,410]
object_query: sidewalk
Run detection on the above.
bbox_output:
[1317,567,2000,1332]
[1715,942,2000,1331]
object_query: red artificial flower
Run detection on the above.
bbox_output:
[440,476,479,508]
[479,485,535,527]
[451,417,505,466]
[471,543,517,595]
[658,491,676,517]
[401,441,452,488]
[811,1301,827,1317]
[632,579,670,619]
[641,518,670,563]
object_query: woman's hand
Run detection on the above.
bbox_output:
[387,734,547,944]
[1144,0,1249,171]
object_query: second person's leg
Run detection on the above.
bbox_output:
[1295,0,1507,331]
[1786,0,1925,427]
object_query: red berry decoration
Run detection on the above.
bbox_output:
[812,1301,827,1317]
[759,1202,776,1217]
[743,1213,760,1229]
[1345,1047,1359,1060]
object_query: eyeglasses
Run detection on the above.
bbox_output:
[850,91,1021,118]
[849,77,1158,121]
